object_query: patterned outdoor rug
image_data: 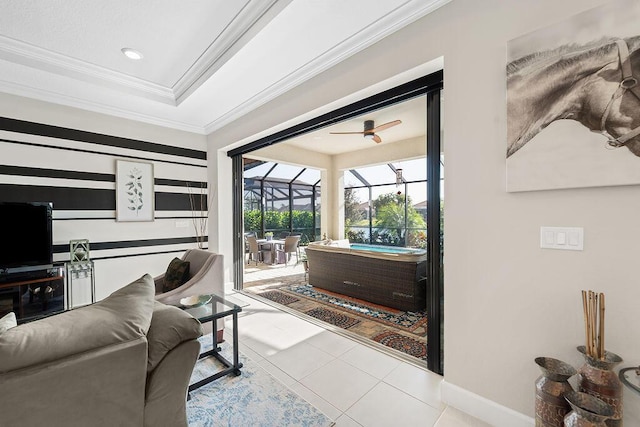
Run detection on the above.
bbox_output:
[285,284,427,334]
[258,290,300,306]
[304,307,360,329]
[373,331,427,361]
[187,335,334,427]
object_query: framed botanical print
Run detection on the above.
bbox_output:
[116,160,154,221]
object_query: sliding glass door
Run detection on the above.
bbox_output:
[230,71,443,374]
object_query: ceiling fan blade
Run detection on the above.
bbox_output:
[329,131,365,135]
[372,134,382,143]
[371,120,402,133]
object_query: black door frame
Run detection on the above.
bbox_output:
[229,70,444,374]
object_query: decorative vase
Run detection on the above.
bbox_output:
[576,346,623,427]
[535,357,577,427]
[563,391,614,427]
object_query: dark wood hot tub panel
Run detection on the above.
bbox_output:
[306,248,426,312]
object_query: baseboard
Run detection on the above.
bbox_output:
[441,381,534,427]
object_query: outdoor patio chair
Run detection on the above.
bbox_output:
[246,235,264,265]
[275,235,301,265]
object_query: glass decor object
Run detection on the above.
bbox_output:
[534,357,576,427]
[70,239,90,263]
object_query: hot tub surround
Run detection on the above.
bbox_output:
[305,240,427,311]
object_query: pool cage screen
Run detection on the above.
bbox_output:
[243,159,320,244]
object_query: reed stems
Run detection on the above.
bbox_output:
[582,290,605,359]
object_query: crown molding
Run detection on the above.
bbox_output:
[0,79,207,134]
[173,0,289,105]
[0,0,287,107]
[202,0,453,133]
[0,36,176,105]
[0,0,451,135]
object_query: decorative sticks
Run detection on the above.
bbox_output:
[581,290,605,359]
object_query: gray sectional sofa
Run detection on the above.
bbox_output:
[0,273,203,427]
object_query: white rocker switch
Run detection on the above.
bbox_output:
[556,232,566,245]
[540,226,584,251]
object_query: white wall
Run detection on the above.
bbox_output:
[208,0,640,423]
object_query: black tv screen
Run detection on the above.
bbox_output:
[0,202,53,272]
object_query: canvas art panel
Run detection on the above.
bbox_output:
[116,160,154,221]
[506,0,640,192]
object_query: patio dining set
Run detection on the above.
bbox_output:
[245,233,301,266]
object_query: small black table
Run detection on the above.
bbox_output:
[177,293,243,393]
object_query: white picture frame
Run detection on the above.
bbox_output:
[116,160,154,222]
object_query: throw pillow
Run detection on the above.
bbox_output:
[0,312,17,334]
[163,257,190,293]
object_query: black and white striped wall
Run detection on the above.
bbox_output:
[0,116,209,298]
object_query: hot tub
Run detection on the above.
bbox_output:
[305,240,427,311]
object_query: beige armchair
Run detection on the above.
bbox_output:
[154,249,225,341]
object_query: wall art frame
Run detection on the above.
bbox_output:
[506,0,640,192]
[116,160,154,222]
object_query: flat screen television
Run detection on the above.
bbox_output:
[0,201,53,274]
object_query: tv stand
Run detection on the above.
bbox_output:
[0,265,65,321]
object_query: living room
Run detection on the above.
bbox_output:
[1,0,639,426]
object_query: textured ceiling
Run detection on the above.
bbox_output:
[0,0,449,135]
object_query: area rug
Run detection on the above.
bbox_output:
[257,290,300,306]
[187,335,334,427]
[304,307,360,329]
[373,331,427,361]
[284,284,427,333]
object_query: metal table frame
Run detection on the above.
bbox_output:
[183,293,243,394]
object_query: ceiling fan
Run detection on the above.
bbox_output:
[330,119,401,143]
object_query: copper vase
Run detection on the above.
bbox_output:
[576,346,623,427]
[535,357,576,427]
[564,391,614,427]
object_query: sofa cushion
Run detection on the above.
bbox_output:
[0,312,16,334]
[163,257,190,292]
[0,274,155,373]
[146,301,203,372]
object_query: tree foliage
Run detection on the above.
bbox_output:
[344,188,364,226]
[373,192,426,246]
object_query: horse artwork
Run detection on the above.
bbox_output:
[506,0,640,192]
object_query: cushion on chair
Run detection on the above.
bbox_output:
[0,312,16,334]
[163,257,190,293]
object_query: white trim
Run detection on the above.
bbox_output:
[173,0,287,104]
[0,79,207,134]
[0,0,451,134]
[203,0,452,134]
[0,0,283,107]
[441,381,534,427]
[0,36,175,104]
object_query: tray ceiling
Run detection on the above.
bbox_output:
[0,0,449,134]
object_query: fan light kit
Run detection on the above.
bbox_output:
[121,48,143,60]
[396,168,403,186]
[330,119,401,144]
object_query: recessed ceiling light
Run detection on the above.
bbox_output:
[121,48,143,60]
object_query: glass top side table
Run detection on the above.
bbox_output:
[168,292,244,394]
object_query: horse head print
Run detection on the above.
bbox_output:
[507,36,640,158]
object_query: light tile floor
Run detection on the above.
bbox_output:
[224,283,490,426]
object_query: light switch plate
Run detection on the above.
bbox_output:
[540,226,584,251]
